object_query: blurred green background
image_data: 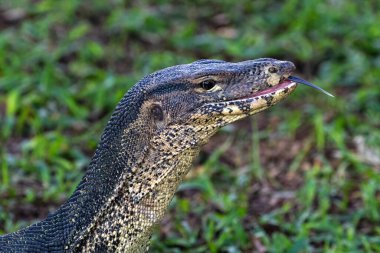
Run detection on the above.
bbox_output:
[0,1,380,252]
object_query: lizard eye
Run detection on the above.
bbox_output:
[200,80,216,90]
[268,67,278,73]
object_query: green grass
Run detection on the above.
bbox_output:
[1,0,380,252]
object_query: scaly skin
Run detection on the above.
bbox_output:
[0,58,297,252]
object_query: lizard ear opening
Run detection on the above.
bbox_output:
[151,104,164,121]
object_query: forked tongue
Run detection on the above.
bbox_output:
[288,76,334,97]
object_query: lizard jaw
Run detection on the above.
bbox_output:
[191,79,297,126]
[216,79,297,117]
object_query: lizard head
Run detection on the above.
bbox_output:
[131,58,297,146]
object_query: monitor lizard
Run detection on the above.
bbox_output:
[0,58,301,252]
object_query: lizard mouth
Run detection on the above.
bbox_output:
[221,75,334,115]
[220,75,333,116]
[191,79,297,123]
[245,79,296,100]
[218,78,298,116]
[198,79,297,117]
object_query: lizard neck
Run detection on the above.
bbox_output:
[65,132,200,252]
[61,90,203,251]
